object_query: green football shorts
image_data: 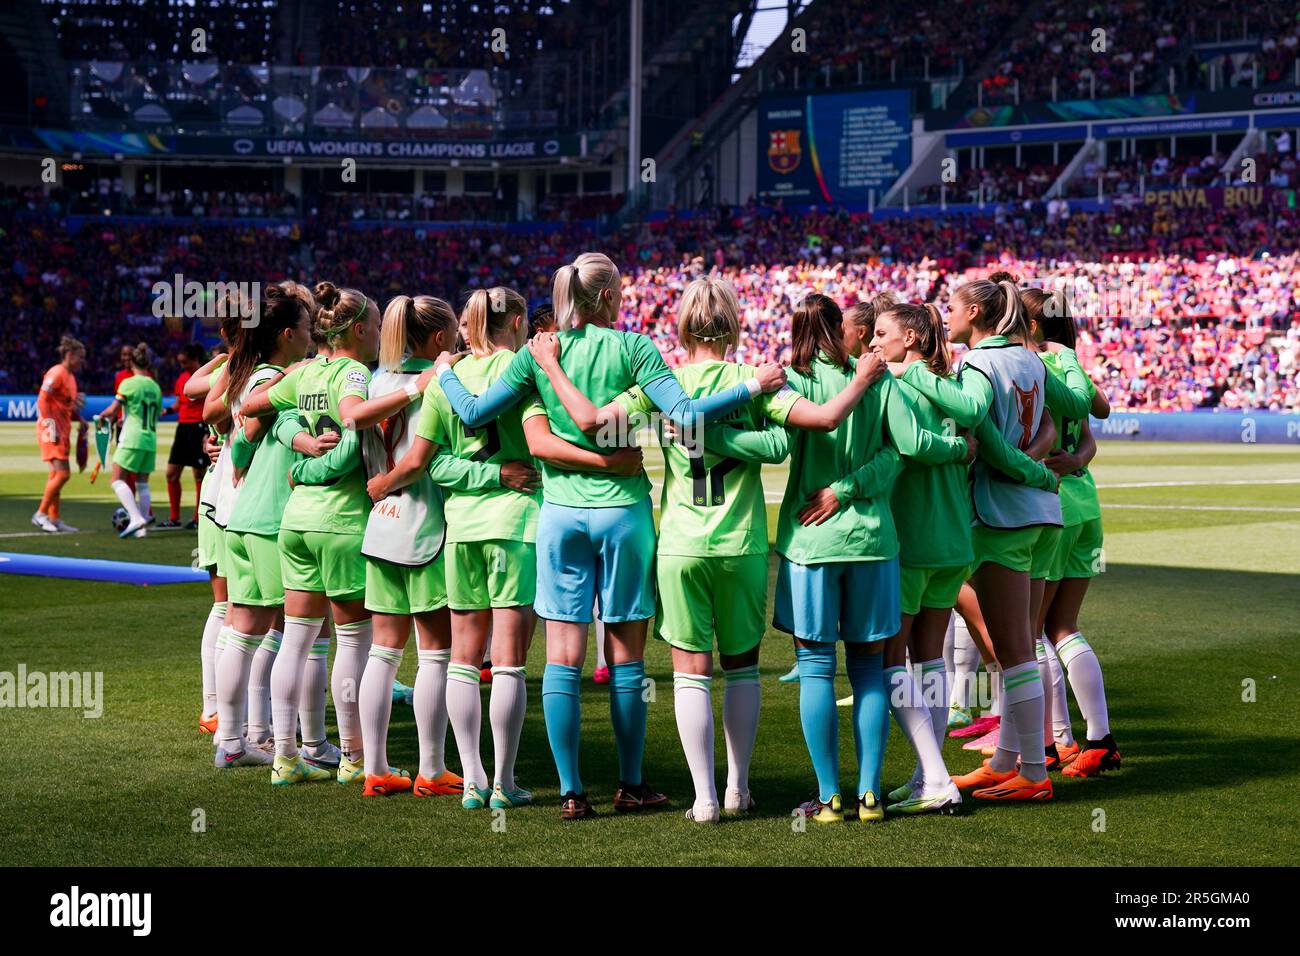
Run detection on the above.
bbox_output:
[445,539,536,611]
[113,445,155,475]
[1048,517,1104,581]
[365,550,448,616]
[225,530,285,606]
[654,552,767,656]
[971,524,1061,577]
[197,512,223,573]
[899,563,969,616]
[278,528,365,600]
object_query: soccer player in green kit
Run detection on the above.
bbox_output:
[870,302,1057,815]
[757,294,972,824]
[292,292,545,800]
[902,279,1092,802]
[600,278,888,822]
[369,286,644,809]
[435,253,786,820]
[184,326,239,736]
[98,343,162,539]
[240,283,383,786]
[208,287,315,768]
[1021,287,1121,779]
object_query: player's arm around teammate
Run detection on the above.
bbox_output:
[939,280,1064,803]
[212,287,313,768]
[1021,288,1120,777]
[239,284,382,785]
[430,254,784,820]
[867,303,975,815]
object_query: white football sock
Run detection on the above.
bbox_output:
[137,480,151,517]
[1036,638,1055,754]
[332,620,372,764]
[886,665,949,790]
[200,601,227,719]
[917,657,949,756]
[246,629,279,741]
[1038,635,1073,745]
[415,649,451,779]
[300,630,330,747]
[489,666,527,790]
[359,645,402,777]
[998,660,1046,781]
[446,662,487,788]
[216,629,260,751]
[674,673,717,810]
[987,662,1003,718]
[722,664,760,796]
[111,479,144,524]
[270,616,322,758]
[950,614,979,709]
[942,612,956,696]
[1056,631,1110,740]
[212,627,230,727]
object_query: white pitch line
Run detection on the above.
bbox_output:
[1097,478,1300,489]
[0,530,96,539]
[1103,503,1300,513]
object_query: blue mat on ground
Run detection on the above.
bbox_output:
[0,551,209,585]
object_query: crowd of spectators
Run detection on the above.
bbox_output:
[43,0,280,65]
[914,163,1064,204]
[317,1,575,74]
[3,188,1297,411]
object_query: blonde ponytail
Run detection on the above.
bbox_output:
[994,279,1032,342]
[552,252,620,331]
[380,296,415,370]
[380,294,456,370]
[463,287,527,357]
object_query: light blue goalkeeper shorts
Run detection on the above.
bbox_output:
[534,497,657,624]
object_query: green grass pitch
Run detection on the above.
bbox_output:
[0,423,1296,865]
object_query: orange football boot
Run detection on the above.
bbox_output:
[951,759,1017,791]
[1057,740,1081,767]
[199,712,218,734]
[362,771,414,797]
[412,769,465,797]
[1062,736,1121,778]
[972,773,1053,800]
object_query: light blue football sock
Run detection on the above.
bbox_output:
[542,663,583,795]
[796,643,840,802]
[848,650,888,799]
[609,660,648,785]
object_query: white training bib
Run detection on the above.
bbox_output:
[961,343,1063,530]
[360,367,445,566]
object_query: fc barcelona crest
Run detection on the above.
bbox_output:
[768,129,801,174]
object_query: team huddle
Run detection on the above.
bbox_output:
[45,250,1123,822]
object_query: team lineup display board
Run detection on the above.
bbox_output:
[758,89,912,204]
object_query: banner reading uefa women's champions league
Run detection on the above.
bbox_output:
[757,89,912,204]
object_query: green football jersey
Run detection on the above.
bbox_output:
[890,369,974,569]
[227,365,295,536]
[770,355,966,565]
[116,374,162,451]
[416,349,545,543]
[1040,351,1100,526]
[491,324,673,507]
[267,356,371,534]
[618,360,792,558]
